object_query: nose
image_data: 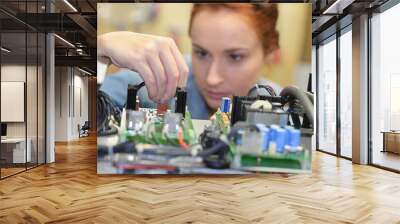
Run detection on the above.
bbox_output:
[206,60,224,87]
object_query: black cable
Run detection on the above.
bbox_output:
[97,89,121,133]
[280,86,314,125]
[247,84,277,97]
[197,141,228,157]
[136,81,146,89]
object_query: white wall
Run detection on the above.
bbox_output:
[54,67,89,141]
[72,73,89,138]
[1,64,46,164]
[1,65,41,138]
[1,65,26,139]
[54,66,69,141]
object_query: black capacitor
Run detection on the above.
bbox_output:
[230,96,248,125]
[230,96,240,125]
[175,87,187,117]
[126,84,137,110]
[126,82,145,110]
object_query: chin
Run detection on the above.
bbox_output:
[206,98,220,111]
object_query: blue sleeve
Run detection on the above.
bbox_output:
[99,69,156,109]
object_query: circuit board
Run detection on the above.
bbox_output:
[122,109,197,148]
[97,84,313,174]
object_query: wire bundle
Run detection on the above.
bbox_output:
[97,89,122,133]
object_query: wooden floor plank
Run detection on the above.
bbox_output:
[0,135,400,223]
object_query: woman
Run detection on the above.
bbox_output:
[98,3,280,119]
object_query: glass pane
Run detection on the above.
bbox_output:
[340,29,352,158]
[27,31,38,169]
[38,32,45,165]
[371,4,400,171]
[1,30,27,177]
[317,37,337,154]
[312,45,317,151]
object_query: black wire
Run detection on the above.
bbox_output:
[247,84,277,97]
[97,89,121,132]
[136,81,146,90]
[198,141,228,157]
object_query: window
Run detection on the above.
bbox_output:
[339,29,352,158]
[370,2,400,171]
[317,36,337,154]
[0,1,47,179]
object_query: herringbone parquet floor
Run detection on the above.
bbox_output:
[1,135,400,224]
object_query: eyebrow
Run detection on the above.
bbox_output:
[224,48,249,53]
[192,43,207,51]
[192,43,249,53]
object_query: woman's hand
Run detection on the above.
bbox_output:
[98,31,189,103]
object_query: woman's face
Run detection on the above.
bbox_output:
[190,8,266,110]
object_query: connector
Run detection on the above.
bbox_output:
[175,87,187,117]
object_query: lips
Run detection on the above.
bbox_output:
[206,90,230,101]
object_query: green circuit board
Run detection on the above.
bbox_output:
[123,110,197,147]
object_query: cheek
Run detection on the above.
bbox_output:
[225,57,264,95]
[192,57,207,88]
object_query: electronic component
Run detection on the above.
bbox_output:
[247,84,277,97]
[199,125,230,169]
[127,82,145,111]
[250,100,272,111]
[113,141,137,154]
[97,82,314,174]
[125,110,145,134]
[157,103,168,116]
[136,96,140,110]
[220,97,231,113]
[230,85,313,130]
[235,123,304,156]
[97,90,121,134]
[175,87,187,117]
[163,112,182,136]
[246,110,289,126]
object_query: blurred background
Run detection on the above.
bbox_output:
[98,3,311,89]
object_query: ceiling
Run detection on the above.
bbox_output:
[0,0,395,73]
[0,0,98,73]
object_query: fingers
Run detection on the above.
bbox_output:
[135,62,157,101]
[169,41,189,88]
[120,34,188,103]
[159,43,179,103]
[146,54,166,103]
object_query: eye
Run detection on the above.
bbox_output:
[229,53,244,62]
[194,49,208,59]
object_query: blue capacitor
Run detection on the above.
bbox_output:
[283,127,291,147]
[285,126,294,131]
[236,129,245,145]
[276,128,286,153]
[269,125,279,141]
[220,97,231,113]
[289,129,301,148]
[256,124,270,152]
[258,126,270,152]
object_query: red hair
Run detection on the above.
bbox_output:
[189,3,280,55]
